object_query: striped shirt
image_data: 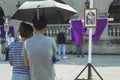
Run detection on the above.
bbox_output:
[9,42,29,74]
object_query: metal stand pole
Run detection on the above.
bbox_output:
[74,0,103,80]
[74,29,103,80]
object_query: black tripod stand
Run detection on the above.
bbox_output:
[74,63,103,80]
[74,27,103,80]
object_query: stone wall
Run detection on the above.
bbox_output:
[66,40,120,55]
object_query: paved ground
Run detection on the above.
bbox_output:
[0,54,120,80]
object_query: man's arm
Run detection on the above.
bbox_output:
[52,38,58,64]
[81,35,85,44]
[52,52,58,64]
[22,41,29,69]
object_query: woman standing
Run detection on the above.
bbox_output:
[9,22,33,80]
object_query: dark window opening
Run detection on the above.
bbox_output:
[108,0,120,23]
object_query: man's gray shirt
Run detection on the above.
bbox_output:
[22,34,57,80]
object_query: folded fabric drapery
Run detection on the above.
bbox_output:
[71,18,107,45]
[71,20,88,46]
[92,18,107,44]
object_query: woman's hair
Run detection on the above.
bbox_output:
[32,16,47,30]
[19,22,33,37]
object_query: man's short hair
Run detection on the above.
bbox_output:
[32,16,47,30]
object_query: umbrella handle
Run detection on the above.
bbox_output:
[37,5,40,20]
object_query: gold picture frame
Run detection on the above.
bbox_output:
[84,8,97,28]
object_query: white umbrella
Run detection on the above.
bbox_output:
[11,0,78,23]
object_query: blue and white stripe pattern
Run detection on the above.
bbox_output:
[9,42,29,74]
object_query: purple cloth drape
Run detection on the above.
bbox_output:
[92,18,107,44]
[0,25,14,39]
[71,18,107,45]
[71,20,88,46]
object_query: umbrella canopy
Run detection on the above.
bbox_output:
[11,0,78,24]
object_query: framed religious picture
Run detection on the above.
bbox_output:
[84,8,97,28]
[4,24,9,32]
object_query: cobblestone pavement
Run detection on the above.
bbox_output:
[0,54,120,80]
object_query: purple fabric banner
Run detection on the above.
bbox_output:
[71,20,88,46]
[71,18,107,45]
[0,25,14,39]
[92,18,107,44]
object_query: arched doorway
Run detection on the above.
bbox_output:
[0,7,4,25]
[109,0,120,23]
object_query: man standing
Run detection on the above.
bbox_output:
[5,32,15,60]
[75,35,85,58]
[57,28,67,59]
[23,16,57,80]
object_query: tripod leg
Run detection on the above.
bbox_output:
[91,64,103,80]
[74,64,89,80]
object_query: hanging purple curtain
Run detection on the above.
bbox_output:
[92,18,107,44]
[0,25,14,39]
[71,20,88,46]
[9,26,15,37]
[71,18,107,45]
